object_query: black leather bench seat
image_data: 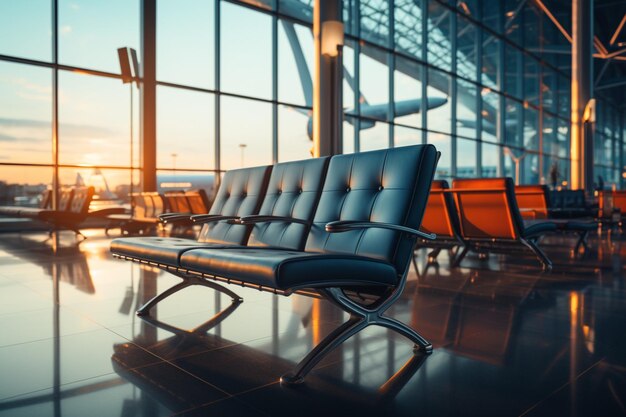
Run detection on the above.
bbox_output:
[110,237,246,267]
[180,247,398,291]
[522,221,559,237]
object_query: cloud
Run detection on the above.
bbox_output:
[60,25,72,35]
[0,118,115,138]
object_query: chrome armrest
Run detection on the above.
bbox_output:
[158,213,192,224]
[190,214,240,224]
[324,220,436,240]
[229,215,308,225]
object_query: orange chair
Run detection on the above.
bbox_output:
[449,178,556,271]
[415,180,467,271]
[611,190,626,217]
[515,185,549,220]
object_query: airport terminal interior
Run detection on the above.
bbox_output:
[1,0,625,416]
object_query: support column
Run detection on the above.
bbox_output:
[313,0,343,157]
[570,0,593,191]
[141,0,157,191]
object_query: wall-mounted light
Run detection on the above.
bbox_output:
[582,98,596,123]
[321,20,344,57]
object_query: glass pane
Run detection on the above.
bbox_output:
[457,78,477,139]
[457,16,477,82]
[481,88,499,143]
[59,168,135,206]
[157,169,217,201]
[394,0,422,59]
[0,0,51,61]
[59,0,140,73]
[359,121,388,152]
[220,2,272,99]
[360,45,389,121]
[481,30,499,89]
[427,1,451,71]
[524,55,540,106]
[457,138,477,177]
[279,0,313,23]
[523,106,539,151]
[394,56,422,128]
[157,0,215,89]
[278,105,312,162]
[0,61,52,164]
[343,114,356,154]
[427,132,451,179]
[394,125,421,148]
[504,44,523,99]
[58,71,131,167]
[426,68,451,134]
[504,98,523,148]
[0,166,51,208]
[343,40,356,114]
[278,21,314,107]
[157,86,215,170]
[220,96,272,170]
[360,0,390,47]
[481,142,499,177]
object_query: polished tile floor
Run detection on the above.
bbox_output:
[0,229,625,416]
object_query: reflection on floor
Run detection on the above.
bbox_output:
[0,230,624,416]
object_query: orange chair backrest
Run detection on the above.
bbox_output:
[164,191,190,213]
[452,178,523,241]
[184,189,209,214]
[515,185,549,220]
[421,180,456,238]
[612,191,626,214]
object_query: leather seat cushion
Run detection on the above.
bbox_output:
[180,248,398,291]
[522,221,559,237]
[110,237,243,267]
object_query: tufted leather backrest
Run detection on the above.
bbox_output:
[247,157,330,250]
[197,165,272,244]
[68,186,94,214]
[515,185,549,219]
[421,180,460,238]
[452,178,524,241]
[305,145,438,274]
[184,189,210,214]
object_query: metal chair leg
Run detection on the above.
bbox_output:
[573,230,589,255]
[281,285,432,386]
[452,245,470,268]
[521,238,553,272]
[137,281,193,316]
[136,275,243,316]
[280,316,367,385]
[377,316,432,353]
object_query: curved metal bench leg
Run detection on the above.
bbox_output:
[427,247,441,264]
[136,276,243,316]
[521,238,553,272]
[137,281,193,316]
[452,245,470,268]
[573,230,589,255]
[281,285,432,386]
[281,316,366,386]
[377,316,432,353]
